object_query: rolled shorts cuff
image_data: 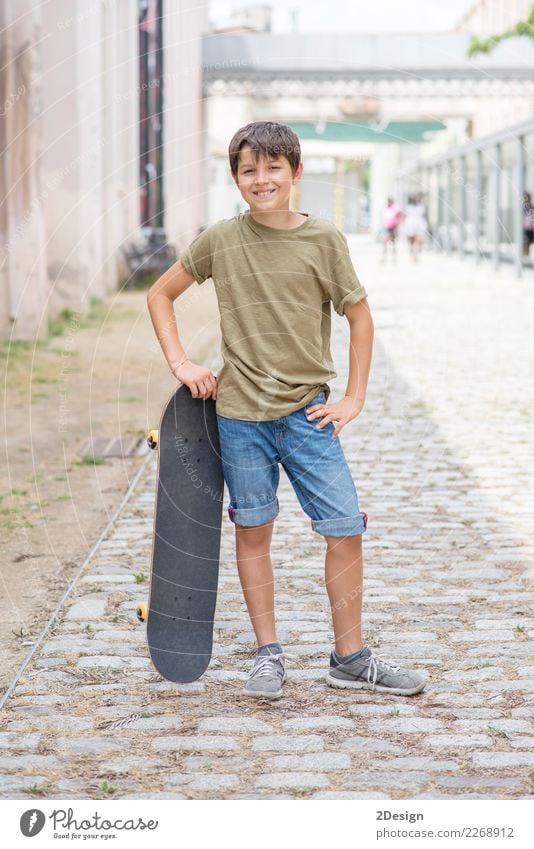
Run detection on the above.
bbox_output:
[227,497,279,527]
[312,511,368,537]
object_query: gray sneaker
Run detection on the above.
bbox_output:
[243,648,288,699]
[325,647,426,696]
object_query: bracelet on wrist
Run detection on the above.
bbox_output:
[171,356,188,374]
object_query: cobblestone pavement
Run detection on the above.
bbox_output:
[1,241,533,800]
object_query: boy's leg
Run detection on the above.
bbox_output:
[215,412,281,649]
[234,520,278,646]
[215,412,287,698]
[324,533,364,656]
[235,520,288,699]
[323,529,426,696]
[281,391,426,695]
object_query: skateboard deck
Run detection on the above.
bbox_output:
[142,385,224,682]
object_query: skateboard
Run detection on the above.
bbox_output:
[137,385,224,682]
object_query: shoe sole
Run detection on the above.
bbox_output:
[243,673,286,699]
[242,687,283,699]
[324,672,426,696]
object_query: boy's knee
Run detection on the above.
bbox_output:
[235,520,274,540]
[324,532,362,548]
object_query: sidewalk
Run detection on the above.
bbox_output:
[0,240,533,800]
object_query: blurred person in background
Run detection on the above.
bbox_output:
[381,197,403,262]
[522,191,534,258]
[403,193,428,262]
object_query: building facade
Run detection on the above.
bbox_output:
[202,29,534,239]
[0,0,207,342]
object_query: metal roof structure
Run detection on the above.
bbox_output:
[202,31,534,80]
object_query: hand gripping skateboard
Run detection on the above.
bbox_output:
[137,385,224,682]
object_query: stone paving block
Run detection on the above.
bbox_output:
[81,574,136,584]
[127,717,184,731]
[0,733,42,751]
[380,631,437,642]
[77,656,148,669]
[312,791,392,799]
[255,772,330,790]
[348,704,417,717]
[265,752,351,771]
[510,737,534,748]
[186,774,241,791]
[341,738,406,754]
[472,752,534,768]
[152,736,239,753]
[55,737,130,754]
[252,735,324,753]
[147,681,206,695]
[436,775,526,790]
[282,717,356,731]
[163,775,198,788]
[203,670,245,681]
[345,772,429,791]
[287,669,328,680]
[121,793,188,800]
[231,793,293,800]
[12,695,67,707]
[449,708,502,719]
[467,645,533,657]
[64,597,108,620]
[413,793,497,800]
[450,631,515,643]
[373,643,449,656]
[425,734,492,748]
[442,668,505,682]
[98,757,161,772]
[181,756,249,771]
[7,718,93,734]
[0,755,62,771]
[455,719,533,733]
[479,680,534,691]
[197,717,272,733]
[369,717,444,733]
[373,756,460,772]
[0,775,47,792]
[475,620,534,630]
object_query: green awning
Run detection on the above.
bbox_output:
[287,120,446,144]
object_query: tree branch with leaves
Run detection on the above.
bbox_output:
[468,3,534,56]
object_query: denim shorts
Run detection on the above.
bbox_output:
[216,390,368,537]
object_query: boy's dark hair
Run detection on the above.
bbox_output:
[228,121,301,178]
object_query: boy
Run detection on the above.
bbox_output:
[147,121,426,699]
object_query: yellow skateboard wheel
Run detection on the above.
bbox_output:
[147,430,158,450]
[136,603,148,623]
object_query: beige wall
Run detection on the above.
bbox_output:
[40,0,140,316]
[0,0,47,341]
[0,0,140,341]
[163,1,209,248]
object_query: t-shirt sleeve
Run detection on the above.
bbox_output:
[179,226,215,284]
[325,232,368,316]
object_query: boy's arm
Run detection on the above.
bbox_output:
[146,259,218,400]
[307,296,373,438]
[343,297,374,403]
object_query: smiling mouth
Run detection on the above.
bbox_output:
[253,189,276,198]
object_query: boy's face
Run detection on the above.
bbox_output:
[233,145,303,212]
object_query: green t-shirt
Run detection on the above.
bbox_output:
[180,212,368,421]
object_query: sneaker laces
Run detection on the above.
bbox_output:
[250,651,296,679]
[367,652,401,687]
